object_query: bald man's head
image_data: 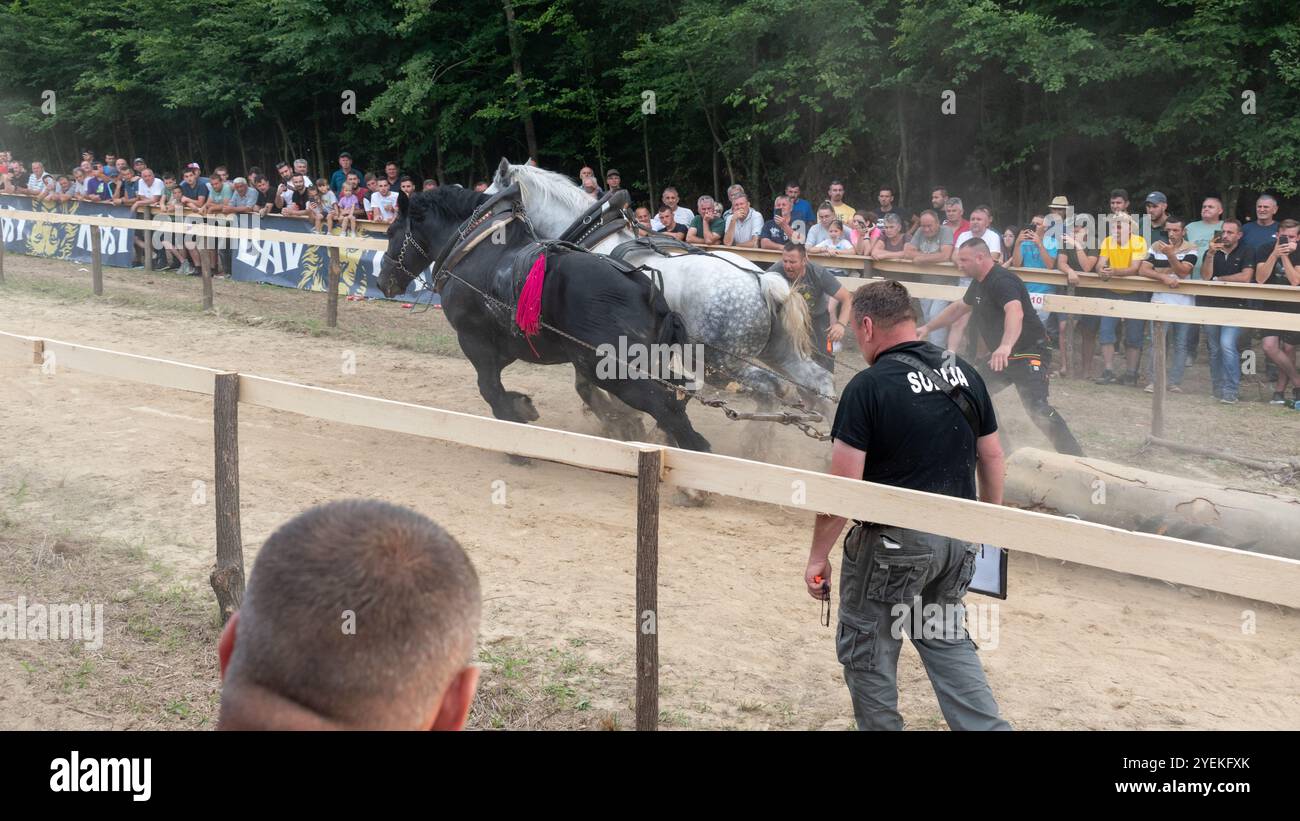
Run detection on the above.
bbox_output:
[219,499,481,729]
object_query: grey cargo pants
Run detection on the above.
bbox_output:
[837,522,1011,731]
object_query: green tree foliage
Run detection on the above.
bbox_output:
[1,0,1296,220]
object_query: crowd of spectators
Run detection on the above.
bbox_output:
[0,148,443,275]
[592,168,1298,407]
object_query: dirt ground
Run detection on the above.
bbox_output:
[1,256,1298,730]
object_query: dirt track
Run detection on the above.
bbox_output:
[2,257,1298,729]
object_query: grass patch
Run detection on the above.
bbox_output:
[469,636,627,730]
[0,508,220,729]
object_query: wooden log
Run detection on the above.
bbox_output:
[210,372,245,624]
[90,227,103,296]
[327,246,340,328]
[663,447,1300,607]
[635,447,662,731]
[1151,321,1166,437]
[1003,447,1300,561]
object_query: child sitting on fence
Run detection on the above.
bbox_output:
[330,181,359,236]
[309,177,338,232]
[309,178,337,233]
[813,219,854,276]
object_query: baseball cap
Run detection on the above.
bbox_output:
[606,168,621,178]
[1145,191,1167,205]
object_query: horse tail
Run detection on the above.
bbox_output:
[656,309,689,348]
[760,272,812,359]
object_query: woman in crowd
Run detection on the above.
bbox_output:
[868,213,908,259]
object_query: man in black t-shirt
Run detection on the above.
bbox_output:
[804,279,1010,732]
[918,237,1083,455]
[1203,219,1257,403]
[653,204,688,241]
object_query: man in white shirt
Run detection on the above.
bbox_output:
[723,195,763,248]
[131,167,167,265]
[649,186,694,231]
[21,161,52,195]
[952,205,1002,261]
[367,178,400,223]
[130,167,166,212]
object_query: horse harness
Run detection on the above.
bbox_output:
[393,183,834,439]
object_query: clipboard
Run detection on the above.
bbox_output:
[969,543,1008,599]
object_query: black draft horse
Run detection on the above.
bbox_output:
[376,186,711,452]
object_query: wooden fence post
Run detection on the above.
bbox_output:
[1151,321,1167,438]
[142,206,153,273]
[91,226,103,296]
[635,447,663,731]
[201,248,214,311]
[210,372,245,625]
[327,246,340,328]
[31,338,43,366]
[1063,284,1077,377]
[0,227,6,283]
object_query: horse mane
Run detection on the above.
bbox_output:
[505,162,591,218]
[408,185,486,224]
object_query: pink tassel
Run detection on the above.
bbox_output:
[515,251,546,338]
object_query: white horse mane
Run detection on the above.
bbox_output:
[498,162,594,234]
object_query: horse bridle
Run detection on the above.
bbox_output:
[384,229,431,283]
[383,183,525,292]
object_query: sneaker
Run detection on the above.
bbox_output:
[1143,383,1155,393]
[1094,370,1117,385]
[179,261,192,275]
[1219,395,1239,405]
[1168,384,1183,394]
[1270,392,1288,405]
[1117,371,1139,386]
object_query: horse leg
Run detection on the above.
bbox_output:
[574,370,647,442]
[460,333,537,465]
[600,377,711,507]
[460,333,538,424]
[597,373,710,453]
